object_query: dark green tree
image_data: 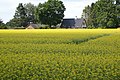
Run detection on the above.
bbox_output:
[116,0,120,5]
[0,19,7,29]
[24,3,36,24]
[82,5,91,27]
[98,0,118,28]
[0,19,3,24]
[6,18,22,28]
[82,0,120,28]
[37,0,66,27]
[35,3,43,23]
[14,3,27,27]
[116,0,120,27]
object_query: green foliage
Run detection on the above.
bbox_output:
[0,19,7,29]
[24,3,36,24]
[6,18,24,28]
[14,3,27,19]
[87,26,96,29]
[0,19,3,24]
[0,29,120,79]
[7,1,66,28]
[39,26,50,29]
[82,0,120,28]
[13,3,28,27]
[14,27,25,29]
[36,0,66,27]
[7,3,36,28]
[35,3,43,23]
[107,20,114,28]
[71,34,110,44]
[116,0,120,5]
[82,5,91,27]
[0,26,7,29]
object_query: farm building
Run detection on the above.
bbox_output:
[26,24,39,29]
[60,18,87,28]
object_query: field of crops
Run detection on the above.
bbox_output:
[0,29,120,79]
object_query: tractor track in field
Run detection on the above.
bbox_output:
[70,34,111,45]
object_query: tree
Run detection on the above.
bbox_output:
[0,19,6,29]
[116,0,120,26]
[24,3,36,24]
[6,18,22,28]
[82,5,91,27]
[14,3,27,19]
[116,0,120,5]
[82,0,120,28]
[0,19,3,24]
[0,19,4,27]
[14,3,27,27]
[7,3,38,28]
[35,3,43,23]
[37,0,66,27]
[95,0,118,28]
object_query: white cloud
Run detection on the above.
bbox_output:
[0,0,98,23]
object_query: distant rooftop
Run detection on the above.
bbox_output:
[61,18,87,28]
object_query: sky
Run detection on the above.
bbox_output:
[0,0,98,23]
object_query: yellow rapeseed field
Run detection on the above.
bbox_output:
[0,29,120,79]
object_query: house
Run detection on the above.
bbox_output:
[26,24,39,29]
[60,18,87,28]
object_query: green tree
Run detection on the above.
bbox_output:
[6,18,22,28]
[0,19,3,24]
[35,3,43,23]
[24,3,36,24]
[37,0,66,27]
[0,19,7,29]
[116,0,120,5]
[14,3,27,27]
[116,0,120,27]
[7,3,38,28]
[82,0,120,28]
[82,3,96,28]
[82,5,91,27]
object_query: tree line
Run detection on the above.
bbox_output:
[82,0,120,28]
[0,0,66,29]
[0,0,120,29]
[0,19,6,29]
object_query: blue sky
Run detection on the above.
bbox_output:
[0,0,98,23]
